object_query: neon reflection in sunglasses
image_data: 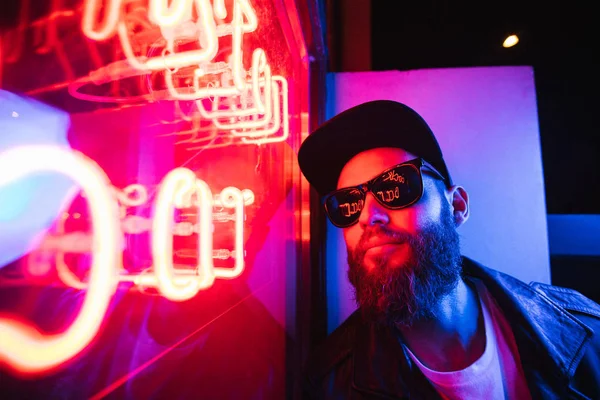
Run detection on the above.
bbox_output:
[324,158,445,228]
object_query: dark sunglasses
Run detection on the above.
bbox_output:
[323,158,446,228]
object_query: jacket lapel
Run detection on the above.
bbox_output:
[463,257,593,398]
[352,313,441,399]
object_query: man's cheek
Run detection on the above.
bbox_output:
[343,229,361,253]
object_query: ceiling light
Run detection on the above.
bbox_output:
[503,35,519,48]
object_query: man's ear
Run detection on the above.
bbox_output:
[446,185,469,227]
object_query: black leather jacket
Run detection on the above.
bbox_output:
[303,257,600,399]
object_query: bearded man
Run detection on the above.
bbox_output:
[298,100,600,399]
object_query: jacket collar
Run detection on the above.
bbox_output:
[352,257,593,399]
[353,316,437,399]
[463,258,593,396]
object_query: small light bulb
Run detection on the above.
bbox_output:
[11,111,19,118]
[503,35,519,48]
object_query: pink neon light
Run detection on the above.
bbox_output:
[79,0,289,145]
[114,184,148,207]
[230,0,251,92]
[241,77,290,145]
[148,0,194,27]
[0,146,119,374]
[210,73,276,131]
[194,48,271,120]
[54,184,149,290]
[54,186,95,291]
[213,0,227,20]
[151,168,215,301]
[212,187,245,278]
[81,0,122,41]
[51,181,252,291]
[118,1,219,72]
[0,147,251,372]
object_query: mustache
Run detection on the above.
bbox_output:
[356,225,414,252]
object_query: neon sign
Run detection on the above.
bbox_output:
[49,183,255,291]
[75,0,289,147]
[0,145,250,374]
[0,145,119,375]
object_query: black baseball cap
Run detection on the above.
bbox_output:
[297,100,453,195]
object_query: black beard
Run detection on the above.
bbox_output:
[347,205,462,328]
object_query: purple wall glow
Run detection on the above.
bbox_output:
[324,67,550,333]
[0,90,76,268]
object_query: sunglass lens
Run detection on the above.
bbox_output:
[325,188,364,227]
[372,165,422,208]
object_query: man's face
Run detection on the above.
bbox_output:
[337,147,463,327]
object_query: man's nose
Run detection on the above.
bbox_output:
[358,193,390,226]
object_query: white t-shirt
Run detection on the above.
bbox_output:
[404,279,531,400]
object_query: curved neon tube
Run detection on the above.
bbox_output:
[117,0,218,72]
[241,76,289,145]
[0,145,119,374]
[213,187,245,279]
[151,168,215,301]
[81,0,123,41]
[149,0,193,27]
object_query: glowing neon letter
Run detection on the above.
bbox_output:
[81,0,124,41]
[213,187,245,279]
[151,168,215,301]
